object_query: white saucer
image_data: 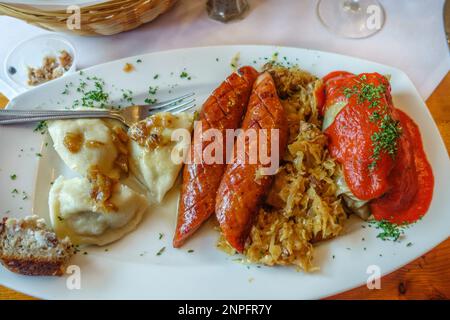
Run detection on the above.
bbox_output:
[3,34,77,93]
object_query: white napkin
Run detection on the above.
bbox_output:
[0,0,448,99]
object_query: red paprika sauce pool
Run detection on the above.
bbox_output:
[317,71,434,224]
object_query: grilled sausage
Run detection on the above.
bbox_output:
[173,66,259,248]
[215,72,288,252]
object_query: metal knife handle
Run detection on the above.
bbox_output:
[0,109,115,124]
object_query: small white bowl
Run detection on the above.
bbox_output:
[3,34,77,92]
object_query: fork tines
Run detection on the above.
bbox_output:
[148,92,195,110]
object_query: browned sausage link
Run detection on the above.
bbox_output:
[173,66,259,248]
[215,72,288,252]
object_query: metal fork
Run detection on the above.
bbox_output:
[0,92,196,127]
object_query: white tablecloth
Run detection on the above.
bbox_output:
[0,0,449,99]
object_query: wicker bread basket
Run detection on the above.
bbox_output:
[0,0,178,36]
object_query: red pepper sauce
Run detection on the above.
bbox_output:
[370,109,434,224]
[317,71,434,223]
[316,71,354,116]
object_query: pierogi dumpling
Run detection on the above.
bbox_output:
[48,119,129,179]
[128,112,194,204]
[49,175,149,246]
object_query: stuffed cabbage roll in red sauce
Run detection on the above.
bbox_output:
[318,71,433,224]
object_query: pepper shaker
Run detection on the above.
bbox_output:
[207,0,249,22]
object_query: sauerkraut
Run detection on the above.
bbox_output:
[217,64,347,271]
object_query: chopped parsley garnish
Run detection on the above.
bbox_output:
[83,83,109,107]
[136,59,142,63]
[343,81,386,105]
[148,86,158,95]
[144,86,158,104]
[369,220,405,241]
[11,189,18,194]
[144,98,157,104]
[187,249,194,253]
[343,76,402,170]
[369,115,402,170]
[158,233,164,240]
[369,111,381,122]
[156,247,166,256]
[10,174,17,180]
[34,121,48,134]
[73,76,110,109]
[180,71,192,80]
[61,82,73,95]
[153,74,159,80]
[35,153,42,158]
[406,242,413,247]
[121,89,134,104]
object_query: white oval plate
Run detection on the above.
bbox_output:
[1,45,449,300]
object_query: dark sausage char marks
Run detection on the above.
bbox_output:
[173,66,259,248]
[215,72,288,252]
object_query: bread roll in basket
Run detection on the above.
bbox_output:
[0,0,178,36]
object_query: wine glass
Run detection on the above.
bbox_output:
[317,0,385,38]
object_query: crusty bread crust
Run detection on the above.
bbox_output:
[0,216,73,277]
[0,257,66,276]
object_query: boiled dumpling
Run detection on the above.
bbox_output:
[48,119,129,179]
[128,112,193,204]
[49,175,149,246]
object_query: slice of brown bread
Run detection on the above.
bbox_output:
[0,215,74,276]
